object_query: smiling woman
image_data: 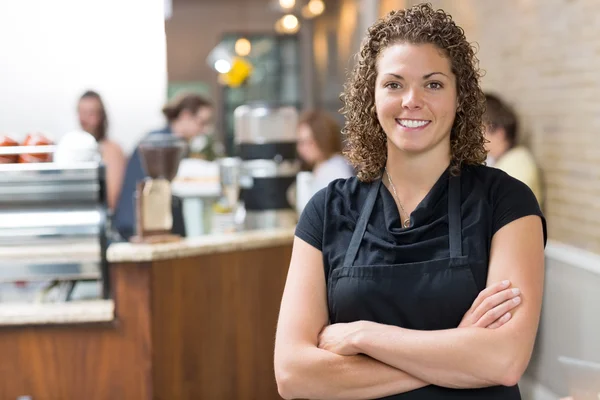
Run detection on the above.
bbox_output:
[275,3,546,400]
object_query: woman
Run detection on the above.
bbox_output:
[274,4,546,400]
[77,90,126,210]
[296,110,354,194]
[113,93,213,240]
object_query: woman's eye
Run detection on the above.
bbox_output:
[427,82,443,90]
[385,82,401,90]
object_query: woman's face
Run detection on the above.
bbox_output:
[78,97,103,137]
[296,123,324,167]
[177,106,214,140]
[374,42,458,157]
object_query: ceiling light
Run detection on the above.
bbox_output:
[279,0,295,9]
[234,38,251,57]
[281,14,299,31]
[301,5,315,19]
[214,59,232,74]
[307,0,325,16]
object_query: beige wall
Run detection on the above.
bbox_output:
[379,0,600,254]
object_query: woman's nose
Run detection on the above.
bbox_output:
[402,88,424,110]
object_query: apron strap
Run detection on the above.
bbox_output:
[342,179,381,269]
[448,174,463,258]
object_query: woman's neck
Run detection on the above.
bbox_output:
[385,143,451,201]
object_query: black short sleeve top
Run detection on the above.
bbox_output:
[295,165,547,289]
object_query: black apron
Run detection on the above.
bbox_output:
[327,175,520,399]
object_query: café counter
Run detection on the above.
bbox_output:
[0,228,295,400]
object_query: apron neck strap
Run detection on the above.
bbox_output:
[448,174,463,258]
[342,179,381,268]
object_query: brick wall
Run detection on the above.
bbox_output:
[379,0,600,254]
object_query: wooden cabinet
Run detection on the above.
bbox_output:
[0,239,292,400]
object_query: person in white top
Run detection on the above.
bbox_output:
[296,110,354,195]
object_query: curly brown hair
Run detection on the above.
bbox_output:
[340,3,487,181]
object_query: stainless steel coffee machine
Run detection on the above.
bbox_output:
[234,103,300,230]
[0,160,109,301]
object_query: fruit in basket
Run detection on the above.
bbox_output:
[19,132,53,163]
[0,134,19,163]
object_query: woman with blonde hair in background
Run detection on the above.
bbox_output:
[275,3,546,399]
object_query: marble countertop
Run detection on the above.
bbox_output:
[0,299,114,326]
[107,227,296,263]
[0,242,100,262]
[0,228,295,264]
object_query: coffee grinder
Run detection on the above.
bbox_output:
[130,134,187,243]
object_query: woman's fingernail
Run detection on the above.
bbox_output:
[502,280,510,286]
[512,288,520,295]
[513,296,521,304]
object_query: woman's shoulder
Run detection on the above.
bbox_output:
[463,163,531,198]
[322,154,354,172]
[296,176,371,250]
[497,146,537,166]
[99,139,126,168]
[324,176,372,203]
[463,163,545,240]
[100,139,124,155]
[307,176,372,214]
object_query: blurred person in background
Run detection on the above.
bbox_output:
[296,110,354,195]
[77,90,126,210]
[113,93,213,240]
[484,93,543,206]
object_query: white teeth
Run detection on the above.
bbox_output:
[397,119,429,128]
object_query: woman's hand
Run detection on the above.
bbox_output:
[317,321,368,356]
[459,280,522,329]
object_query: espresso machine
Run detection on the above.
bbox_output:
[131,134,187,243]
[234,103,300,230]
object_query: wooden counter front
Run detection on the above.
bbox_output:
[0,263,152,399]
[150,244,291,400]
[0,229,293,400]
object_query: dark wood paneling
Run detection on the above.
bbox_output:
[151,245,292,400]
[0,263,153,400]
